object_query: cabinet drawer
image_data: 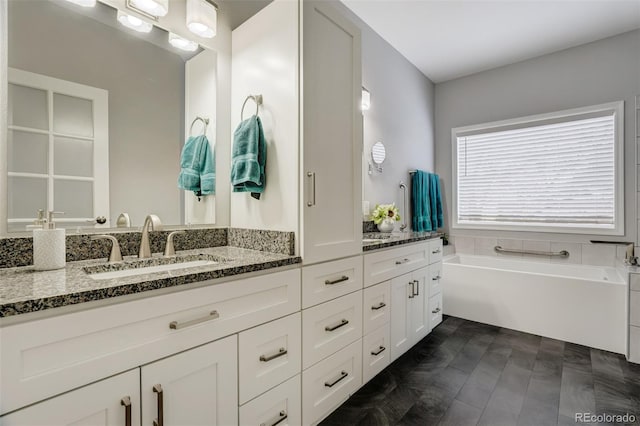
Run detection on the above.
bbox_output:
[302,256,363,308]
[429,292,443,331]
[239,313,302,404]
[302,291,363,369]
[302,339,362,426]
[1,369,140,426]
[362,323,391,385]
[363,243,429,287]
[429,239,443,264]
[429,262,443,296]
[631,291,640,327]
[239,375,301,426]
[363,281,390,335]
[1,269,301,415]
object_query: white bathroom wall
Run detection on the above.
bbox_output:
[435,30,640,263]
[184,50,217,225]
[229,0,299,239]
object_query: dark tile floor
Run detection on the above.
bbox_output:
[320,316,640,426]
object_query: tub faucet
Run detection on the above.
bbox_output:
[589,240,637,266]
[139,214,162,259]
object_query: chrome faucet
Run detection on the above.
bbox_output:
[139,214,162,259]
[589,240,637,266]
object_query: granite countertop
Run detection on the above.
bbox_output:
[0,246,301,318]
[362,231,444,252]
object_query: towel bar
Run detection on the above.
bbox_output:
[241,94,263,120]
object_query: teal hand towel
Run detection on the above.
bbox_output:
[429,173,444,228]
[178,134,216,197]
[231,115,266,200]
[412,170,432,232]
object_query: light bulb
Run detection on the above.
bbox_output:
[186,0,217,39]
[130,0,168,17]
[117,11,153,33]
[169,33,199,52]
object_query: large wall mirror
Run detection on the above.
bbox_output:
[2,0,270,234]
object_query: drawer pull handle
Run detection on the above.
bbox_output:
[371,302,386,310]
[325,318,349,332]
[153,384,163,426]
[395,258,410,265]
[324,370,348,387]
[169,310,219,330]
[260,410,288,426]
[325,275,349,285]
[260,347,288,362]
[432,307,441,314]
[307,172,316,207]
[432,249,441,254]
[371,346,386,356]
[413,280,420,296]
[432,275,441,281]
[408,282,414,299]
[121,396,132,426]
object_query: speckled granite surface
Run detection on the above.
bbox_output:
[228,228,295,255]
[0,246,300,317]
[362,231,443,252]
[0,227,295,268]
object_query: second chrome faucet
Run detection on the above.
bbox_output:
[139,214,162,259]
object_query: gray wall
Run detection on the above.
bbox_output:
[9,0,184,227]
[338,3,436,224]
[435,29,640,243]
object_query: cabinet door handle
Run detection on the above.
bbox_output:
[260,347,288,362]
[307,172,316,207]
[395,258,410,265]
[432,249,441,254]
[324,370,348,387]
[153,384,163,426]
[432,307,441,314]
[260,410,288,426]
[414,280,420,296]
[371,346,386,356]
[408,282,414,298]
[325,318,349,332]
[432,275,441,281]
[120,396,132,426]
[371,302,386,310]
[325,275,349,285]
[169,310,219,330]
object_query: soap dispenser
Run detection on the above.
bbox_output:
[33,211,66,271]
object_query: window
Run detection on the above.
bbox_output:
[452,102,624,235]
[7,68,109,232]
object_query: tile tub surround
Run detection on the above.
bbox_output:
[0,227,295,269]
[362,231,443,252]
[449,236,625,267]
[0,246,301,318]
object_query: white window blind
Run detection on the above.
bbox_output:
[454,102,623,234]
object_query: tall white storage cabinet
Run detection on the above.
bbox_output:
[301,0,363,265]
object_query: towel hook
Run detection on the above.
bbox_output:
[241,94,263,121]
[189,116,209,136]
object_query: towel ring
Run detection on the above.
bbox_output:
[241,94,263,121]
[190,116,209,136]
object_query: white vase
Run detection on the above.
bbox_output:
[377,218,395,233]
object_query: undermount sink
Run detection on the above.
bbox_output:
[84,254,223,281]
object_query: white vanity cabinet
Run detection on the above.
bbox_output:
[140,335,238,426]
[301,0,363,265]
[363,239,443,363]
[629,273,640,363]
[1,370,140,426]
[0,268,301,424]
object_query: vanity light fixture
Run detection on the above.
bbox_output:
[169,33,199,52]
[117,11,153,33]
[361,87,371,111]
[64,0,96,7]
[128,0,168,18]
[186,0,218,39]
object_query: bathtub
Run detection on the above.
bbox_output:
[442,254,627,354]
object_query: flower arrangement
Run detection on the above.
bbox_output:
[370,203,401,224]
